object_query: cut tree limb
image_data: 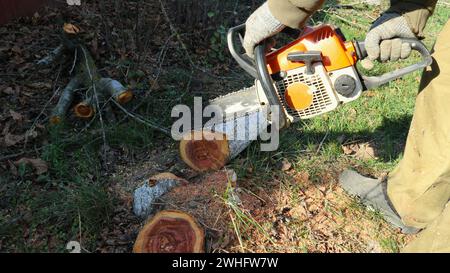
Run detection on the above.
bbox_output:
[37,44,66,66]
[98,78,133,104]
[73,99,95,118]
[133,210,204,253]
[46,25,133,124]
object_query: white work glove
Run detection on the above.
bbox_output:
[243,2,285,58]
[365,13,416,63]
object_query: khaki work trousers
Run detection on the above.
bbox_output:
[387,20,450,252]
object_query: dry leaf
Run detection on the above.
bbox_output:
[14,158,48,175]
[13,56,25,64]
[342,142,378,160]
[8,161,18,176]
[26,82,52,89]
[63,23,80,34]
[4,133,24,147]
[11,45,22,55]
[342,144,357,155]
[2,87,15,95]
[355,143,378,160]
[2,121,11,135]
[280,158,292,172]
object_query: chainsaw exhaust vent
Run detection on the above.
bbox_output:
[313,27,333,42]
[274,64,338,120]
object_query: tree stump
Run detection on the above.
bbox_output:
[133,210,204,253]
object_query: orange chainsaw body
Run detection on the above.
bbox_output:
[266,25,358,75]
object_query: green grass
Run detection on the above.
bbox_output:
[0,124,116,252]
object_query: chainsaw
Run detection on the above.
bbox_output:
[209,24,432,129]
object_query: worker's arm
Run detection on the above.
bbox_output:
[387,0,438,38]
[365,0,437,62]
[268,0,325,29]
[243,0,325,57]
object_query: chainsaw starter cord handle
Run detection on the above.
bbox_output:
[355,39,432,90]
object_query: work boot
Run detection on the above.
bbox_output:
[339,169,420,234]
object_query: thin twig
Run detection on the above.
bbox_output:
[111,100,172,136]
[229,211,245,252]
[80,46,108,160]
[0,147,45,161]
[69,47,78,75]
[325,10,367,30]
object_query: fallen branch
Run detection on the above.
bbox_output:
[37,44,66,66]
[44,24,133,125]
[97,77,133,104]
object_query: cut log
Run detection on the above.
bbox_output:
[133,210,204,253]
[179,109,269,172]
[50,76,81,124]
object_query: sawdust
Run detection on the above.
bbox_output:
[110,146,411,253]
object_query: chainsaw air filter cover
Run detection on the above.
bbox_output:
[274,63,338,120]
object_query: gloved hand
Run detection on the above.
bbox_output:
[365,13,416,63]
[243,2,285,58]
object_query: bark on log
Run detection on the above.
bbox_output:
[133,173,188,218]
[97,78,133,104]
[133,210,204,253]
[37,44,66,66]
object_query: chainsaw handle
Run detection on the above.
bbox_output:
[254,42,288,129]
[355,39,432,90]
[227,24,258,78]
[227,24,288,128]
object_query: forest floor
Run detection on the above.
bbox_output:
[0,1,449,252]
